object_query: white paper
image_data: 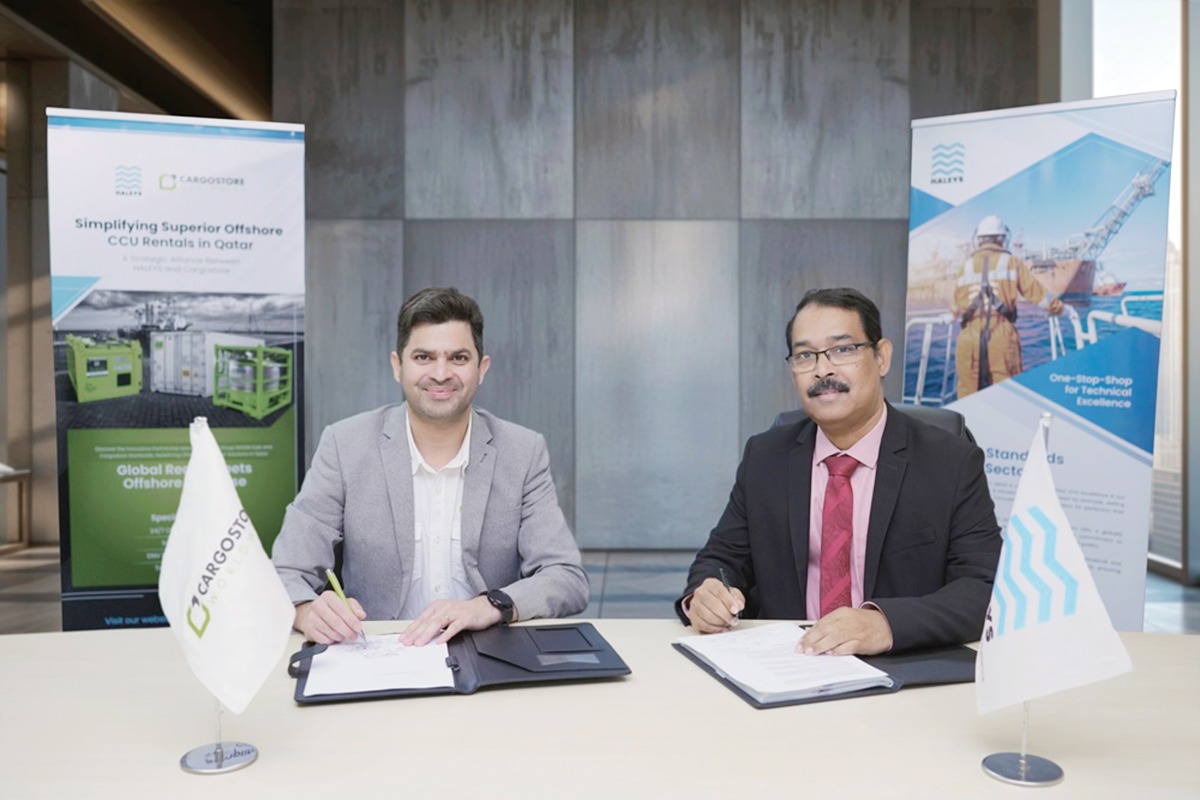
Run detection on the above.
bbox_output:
[677,623,892,704]
[303,634,455,697]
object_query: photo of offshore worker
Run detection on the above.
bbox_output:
[950,215,1064,398]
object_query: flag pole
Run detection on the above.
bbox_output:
[179,698,259,774]
[982,701,1063,786]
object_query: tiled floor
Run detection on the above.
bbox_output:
[2,546,1198,636]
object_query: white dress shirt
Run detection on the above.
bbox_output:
[398,411,477,619]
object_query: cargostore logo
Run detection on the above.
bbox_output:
[114,165,142,196]
[931,142,965,185]
[159,172,247,191]
[185,508,252,639]
[984,505,1079,642]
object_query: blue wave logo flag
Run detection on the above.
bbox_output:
[976,416,1130,713]
[114,164,142,196]
[931,142,964,184]
[990,506,1079,636]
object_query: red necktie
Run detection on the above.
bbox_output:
[820,453,859,617]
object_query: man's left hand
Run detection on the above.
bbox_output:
[1047,297,1065,316]
[796,607,893,656]
[400,596,503,647]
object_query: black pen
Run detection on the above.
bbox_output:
[717,567,741,624]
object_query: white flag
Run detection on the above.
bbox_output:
[976,416,1131,713]
[159,417,295,714]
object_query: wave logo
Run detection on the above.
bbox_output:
[931,142,964,184]
[987,505,1079,640]
[114,165,143,196]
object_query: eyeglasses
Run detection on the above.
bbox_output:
[785,342,873,372]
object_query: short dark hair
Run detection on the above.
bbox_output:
[786,287,883,353]
[396,287,485,358]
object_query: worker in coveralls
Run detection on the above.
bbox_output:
[951,215,1063,398]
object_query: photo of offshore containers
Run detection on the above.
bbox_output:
[151,332,293,420]
[213,344,294,420]
[66,334,143,402]
[150,331,263,396]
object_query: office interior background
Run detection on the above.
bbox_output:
[0,1,1197,631]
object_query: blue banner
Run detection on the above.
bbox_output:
[903,92,1176,630]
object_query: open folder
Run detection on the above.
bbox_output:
[674,622,976,709]
[288,622,631,704]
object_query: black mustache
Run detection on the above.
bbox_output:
[807,378,850,397]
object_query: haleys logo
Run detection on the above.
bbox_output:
[931,142,965,185]
[114,165,142,196]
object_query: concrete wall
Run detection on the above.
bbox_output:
[274,0,1038,549]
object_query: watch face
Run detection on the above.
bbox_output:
[487,590,513,621]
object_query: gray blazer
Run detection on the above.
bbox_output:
[272,404,588,621]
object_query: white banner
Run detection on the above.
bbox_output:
[47,108,305,631]
[903,92,1176,630]
[47,109,303,306]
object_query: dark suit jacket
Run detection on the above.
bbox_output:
[677,405,1002,651]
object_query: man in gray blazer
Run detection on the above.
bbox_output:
[273,288,587,645]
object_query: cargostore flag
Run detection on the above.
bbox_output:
[159,417,294,715]
[976,416,1131,713]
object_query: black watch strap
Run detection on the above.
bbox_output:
[485,589,515,624]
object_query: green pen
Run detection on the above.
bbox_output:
[325,568,366,644]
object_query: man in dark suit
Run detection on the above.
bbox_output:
[677,287,1001,655]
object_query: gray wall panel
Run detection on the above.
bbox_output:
[575,0,739,219]
[267,0,1042,550]
[911,0,1038,119]
[274,0,405,219]
[741,0,910,219]
[576,221,740,549]
[739,220,909,444]
[403,221,576,525]
[305,220,406,465]
[405,0,574,218]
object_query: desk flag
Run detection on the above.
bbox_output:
[976,416,1130,713]
[159,417,294,715]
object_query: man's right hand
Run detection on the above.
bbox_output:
[293,590,366,644]
[685,577,745,634]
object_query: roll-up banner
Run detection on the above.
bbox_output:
[903,91,1175,631]
[46,109,305,631]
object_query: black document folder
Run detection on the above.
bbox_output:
[673,639,976,710]
[289,622,631,704]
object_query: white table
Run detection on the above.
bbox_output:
[1,620,1196,799]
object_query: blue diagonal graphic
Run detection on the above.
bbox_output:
[52,276,100,323]
[1011,515,1054,624]
[1030,506,1078,616]
[996,532,1025,634]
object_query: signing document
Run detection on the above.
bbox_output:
[302,633,455,697]
[677,622,893,704]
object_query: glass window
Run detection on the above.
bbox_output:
[1093,0,1184,566]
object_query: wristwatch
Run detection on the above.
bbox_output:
[485,589,515,625]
